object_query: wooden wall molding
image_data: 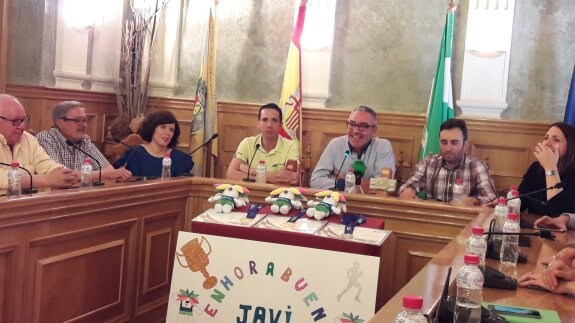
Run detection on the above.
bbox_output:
[218,102,552,190]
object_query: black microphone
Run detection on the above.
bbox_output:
[0,162,38,194]
[334,150,350,191]
[243,143,260,182]
[65,140,104,186]
[190,133,218,155]
[507,182,563,202]
[433,267,453,323]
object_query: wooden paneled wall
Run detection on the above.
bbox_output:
[218,102,551,190]
[5,85,195,155]
[6,85,551,191]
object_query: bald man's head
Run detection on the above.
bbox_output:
[0,94,28,145]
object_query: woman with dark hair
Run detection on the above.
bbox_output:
[113,111,193,177]
[518,122,575,216]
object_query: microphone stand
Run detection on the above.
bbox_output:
[484,230,555,240]
[65,140,104,186]
[352,160,366,194]
[190,133,218,155]
[243,143,260,182]
[333,150,350,191]
[506,182,563,202]
[0,162,38,194]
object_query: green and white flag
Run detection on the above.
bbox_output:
[419,5,456,161]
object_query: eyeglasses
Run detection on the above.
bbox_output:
[346,121,374,131]
[0,116,30,127]
[61,117,88,125]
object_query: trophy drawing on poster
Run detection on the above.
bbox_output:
[175,236,218,289]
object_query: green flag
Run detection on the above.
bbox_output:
[419,6,456,161]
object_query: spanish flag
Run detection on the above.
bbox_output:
[278,0,306,145]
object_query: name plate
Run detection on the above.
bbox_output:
[369,177,397,192]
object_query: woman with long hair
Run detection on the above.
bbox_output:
[518,122,575,216]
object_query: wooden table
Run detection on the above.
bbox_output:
[0,177,482,323]
[369,210,575,322]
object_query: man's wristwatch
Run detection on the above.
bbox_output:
[545,169,558,176]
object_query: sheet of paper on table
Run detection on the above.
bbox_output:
[317,222,391,246]
[255,214,328,234]
[193,209,265,227]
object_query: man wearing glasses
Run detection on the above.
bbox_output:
[0,94,78,191]
[36,101,131,180]
[310,106,396,189]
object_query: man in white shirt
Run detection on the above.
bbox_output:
[0,94,78,191]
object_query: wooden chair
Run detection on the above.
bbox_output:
[110,134,146,162]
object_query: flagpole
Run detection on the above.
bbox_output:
[418,2,456,161]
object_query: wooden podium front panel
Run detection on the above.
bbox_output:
[26,221,134,322]
[0,179,189,323]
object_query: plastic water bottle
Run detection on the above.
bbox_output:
[506,185,518,199]
[80,158,93,187]
[394,295,427,323]
[466,226,487,275]
[255,160,266,183]
[454,254,484,323]
[507,190,521,216]
[500,213,520,277]
[452,178,465,205]
[161,153,171,180]
[493,197,508,241]
[6,162,22,198]
[344,168,355,194]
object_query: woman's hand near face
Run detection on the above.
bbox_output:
[534,142,559,171]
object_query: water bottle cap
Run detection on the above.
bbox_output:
[511,190,519,197]
[259,160,265,164]
[510,185,518,191]
[464,254,480,265]
[507,213,519,220]
[10,162,19,168]
[348,168,353,172]
[165,153,170,157]
[471,226,484,235]
[498,197,506,205]
[455,178,463,185]
[83,158,91,163]
[402,295,423,310]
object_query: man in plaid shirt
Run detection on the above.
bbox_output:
[36,101,131,181]
[399,119,497,206]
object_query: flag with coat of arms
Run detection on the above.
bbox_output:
[278,0,307,146]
